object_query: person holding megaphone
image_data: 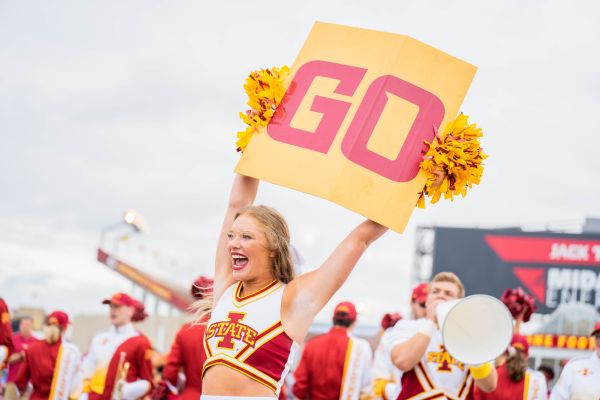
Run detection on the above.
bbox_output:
[381,272,498,399]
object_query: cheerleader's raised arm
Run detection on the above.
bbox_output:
[281,219,388,343]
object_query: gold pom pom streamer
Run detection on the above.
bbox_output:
[417,113,487,208]
[235,66,290,152]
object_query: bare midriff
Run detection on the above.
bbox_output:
[202,365,276,397]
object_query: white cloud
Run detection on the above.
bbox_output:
[1,0,599,324]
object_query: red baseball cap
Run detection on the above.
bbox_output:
[102,292,136,307]
[511,333,529,356]
[591,321,600,336]
[47,311,69,330]
[132,300,148,322]
[411,283,429,304]
[191,276,214,299]
[333,301,357,322]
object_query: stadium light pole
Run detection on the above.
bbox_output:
[99,209,147,256]
[122,209,146,233]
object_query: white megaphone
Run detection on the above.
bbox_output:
[436,295,513,365]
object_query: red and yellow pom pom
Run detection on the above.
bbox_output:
[417,113,487,208]
[235,66,290,152]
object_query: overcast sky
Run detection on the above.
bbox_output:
[1,0,599,324]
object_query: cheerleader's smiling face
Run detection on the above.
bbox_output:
[227,214,274,283]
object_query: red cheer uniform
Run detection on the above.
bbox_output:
[14,338,62,400]
[162,323,207,400]
[89,335,154,400]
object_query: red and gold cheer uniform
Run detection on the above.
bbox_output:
[382,319,475,400]
[203,280,299,397]
[163,322,207,400]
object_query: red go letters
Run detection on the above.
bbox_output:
[268,60,445,182]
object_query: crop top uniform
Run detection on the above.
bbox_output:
[203,280,299,397]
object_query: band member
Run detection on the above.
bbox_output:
[155,276,213,400]
[475,334,547,400]
[293,301,373,400]
[0,297,14,371]
[132,300,148,324]
[80,293,154,400]
[550,321,600,400]
[372,282,428,400]
[14,311,81,400]
[199,174,388,399]
[5,316,40,400]
[381,272,497,399]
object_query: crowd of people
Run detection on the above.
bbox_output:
[2,173,600,400]
[289,274,599,400]
[1,274,600,400]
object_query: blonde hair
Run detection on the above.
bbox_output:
[431,272,465,298]
[193,205,295,324]
[236,205,295,284]
[191,292,213,325]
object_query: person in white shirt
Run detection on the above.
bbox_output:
[381,272,497,399]
[80,293,153,400]
[372,283,428,399]
[550,321,600,400]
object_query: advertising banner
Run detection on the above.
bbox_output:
[432,227,600,313]
[526,333,596,350]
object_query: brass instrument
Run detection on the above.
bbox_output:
[112,352,131,400]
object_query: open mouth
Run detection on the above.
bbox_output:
[231,253,249,270]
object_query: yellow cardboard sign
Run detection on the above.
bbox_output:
[236,22,477,233]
